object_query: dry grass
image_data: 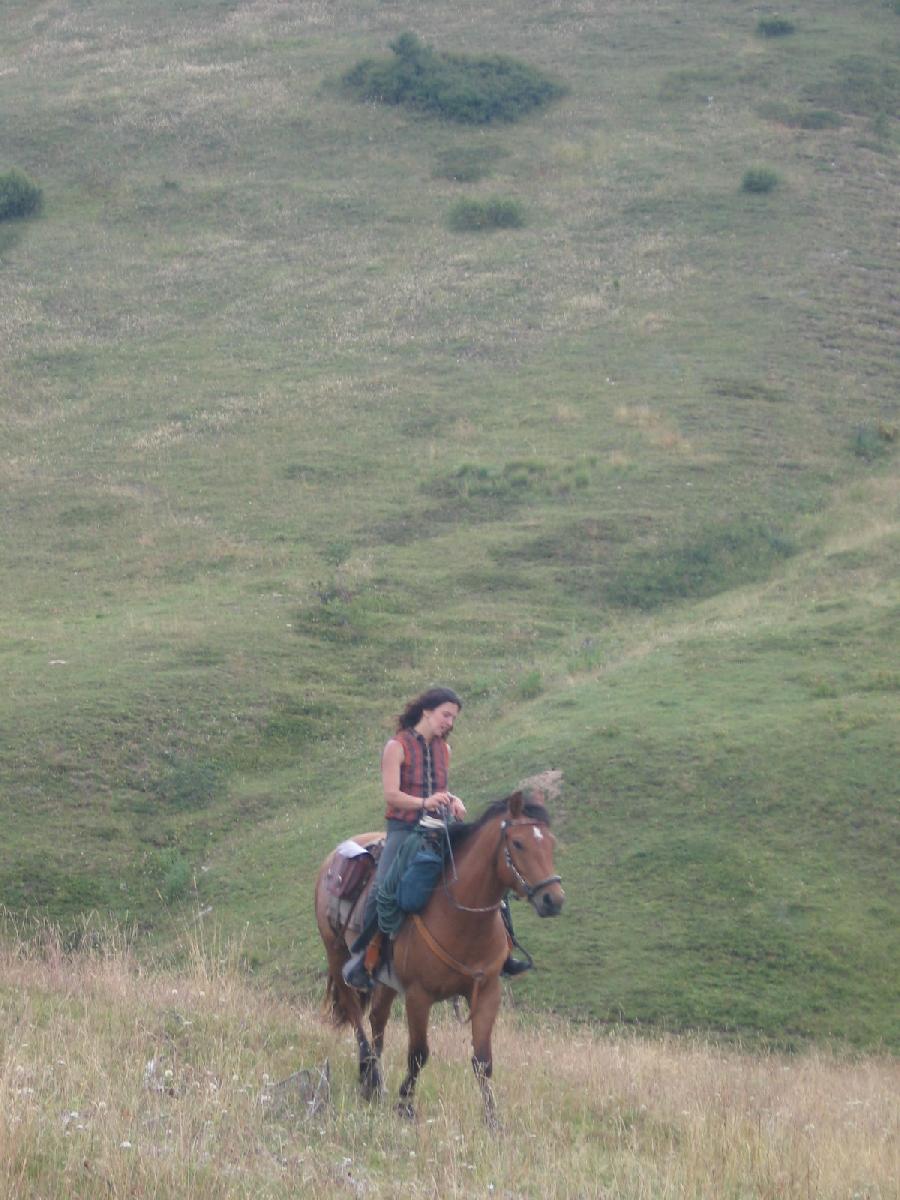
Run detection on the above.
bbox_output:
[1,920,896,1200]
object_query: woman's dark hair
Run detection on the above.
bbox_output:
[396,686,463,732]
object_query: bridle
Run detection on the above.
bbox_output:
[499,818,563,904]
[441,815,562,914]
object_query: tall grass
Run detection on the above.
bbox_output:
[1,920,896,1200]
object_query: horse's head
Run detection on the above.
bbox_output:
[498,791,565,917]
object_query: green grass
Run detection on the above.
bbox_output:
[0,0,897,1051]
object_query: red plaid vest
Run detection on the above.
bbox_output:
[384,729,450,823]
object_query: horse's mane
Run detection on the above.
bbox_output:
[446,794,551,849]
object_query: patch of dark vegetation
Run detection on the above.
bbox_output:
[343,32,566,125]
[152,758,225,810]
[57,501,122,527]
[603,520,797,610]
[179,643,227,667]
[448,196,524,232]
[283,462,337,483]
[757,16,796,38]
[433,144,506,182]
[742,166,780,194]
[805,56,900,118]
[758,101,844,130]
[260,696,336,749]
[498,518,630,566]
[152,848,193,903]
[0,858,114,914]
[711,378,789,403]
[0,168,42,221]
[426,459,593,505]
[798,108,845,130]
[851,422,896,462]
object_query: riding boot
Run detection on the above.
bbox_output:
[342,916,379,990]
[499,896,533,976]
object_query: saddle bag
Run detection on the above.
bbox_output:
[324,840,378,903]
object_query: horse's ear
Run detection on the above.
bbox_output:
[507,790,524,818]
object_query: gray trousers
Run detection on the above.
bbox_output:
[353,823,416,950]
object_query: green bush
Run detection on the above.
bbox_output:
[343,32,566,125]
[757,17,796,37]
[0,168,42,221]
[448,196,524,232]
[742,166,780,194]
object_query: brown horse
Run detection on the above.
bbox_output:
[314,791,564,1126]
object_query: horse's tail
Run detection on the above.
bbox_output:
[322,966,371,1027]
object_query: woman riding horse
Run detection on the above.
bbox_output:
[341,686,530,990]
[316,781,564,1126]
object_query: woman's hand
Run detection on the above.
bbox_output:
[448,793,466,820]
[423,791,451,813]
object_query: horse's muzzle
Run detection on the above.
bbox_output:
[533,884,565,917]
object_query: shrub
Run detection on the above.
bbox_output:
[448,197,524,232]
[343,32,566,125]
[742,166,780,194]
[757,16,796,37]
[0,168,42,221]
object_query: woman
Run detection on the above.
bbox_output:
[342,687,531,990]
[342,686,465,989]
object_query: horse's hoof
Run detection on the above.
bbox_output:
[396,1101,416,1121]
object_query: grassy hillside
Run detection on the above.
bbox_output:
[1,0,897,1049]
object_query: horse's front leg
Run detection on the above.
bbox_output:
[398,985,432,1120]
[470,976,503,1131]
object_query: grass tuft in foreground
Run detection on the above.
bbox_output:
[1,916,896,1200]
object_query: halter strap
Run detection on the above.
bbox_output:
[500,819,563,901]
[440,814,563,913]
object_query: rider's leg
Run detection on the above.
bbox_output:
[343,826,410,988]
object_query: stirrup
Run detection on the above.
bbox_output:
[341,951,373,991]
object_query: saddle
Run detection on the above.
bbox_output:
[323,838,383,938]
